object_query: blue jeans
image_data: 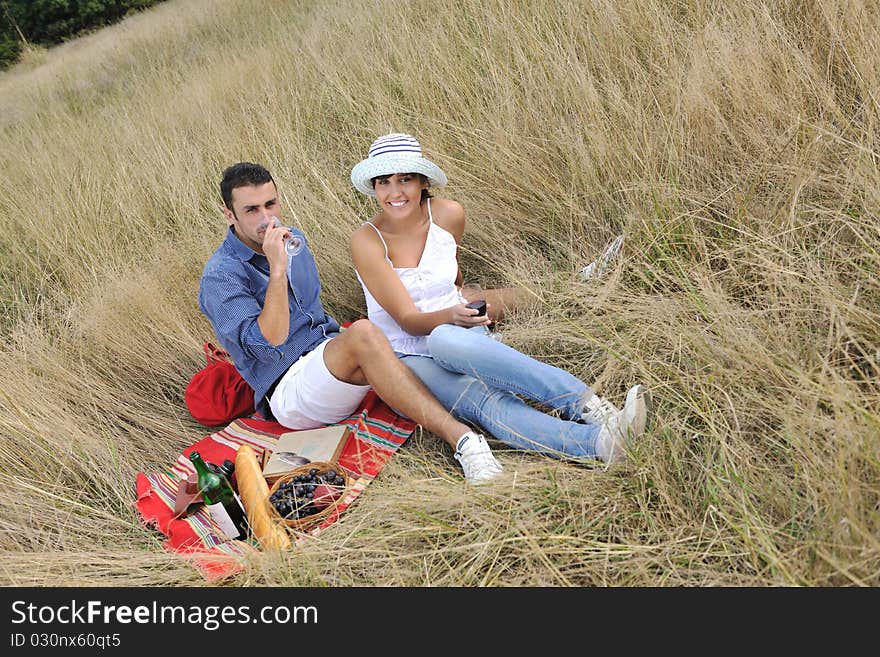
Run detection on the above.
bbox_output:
[400,324,601,458]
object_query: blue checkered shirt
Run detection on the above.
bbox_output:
[198,226,340,419]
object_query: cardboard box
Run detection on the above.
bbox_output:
[262,424,351,485]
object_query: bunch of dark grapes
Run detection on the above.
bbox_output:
[269,468,345,521]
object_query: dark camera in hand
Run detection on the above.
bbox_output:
[465,299,487,317]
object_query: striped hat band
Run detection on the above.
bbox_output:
[368,133,423,158]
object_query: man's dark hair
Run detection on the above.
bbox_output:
[220,162,275,211]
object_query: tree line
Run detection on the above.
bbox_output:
[1,0,164,69]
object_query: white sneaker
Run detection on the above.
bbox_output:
[580,234,625,280]
[580,395,620,426]
[454,432,503,484]
[595,384,652,464]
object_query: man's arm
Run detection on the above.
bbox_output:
[257,269,290,346]
[199,266,286,365]
[256,220,292,345]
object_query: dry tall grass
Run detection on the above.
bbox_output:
[0,0,877,586]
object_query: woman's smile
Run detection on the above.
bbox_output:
[373,172,428,213]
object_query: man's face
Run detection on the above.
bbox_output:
[223,181,281,253]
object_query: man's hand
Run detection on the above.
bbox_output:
[263,217,290,272]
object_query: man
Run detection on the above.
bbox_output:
[198,162,502,484]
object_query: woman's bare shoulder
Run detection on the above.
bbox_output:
[430,197,466,237]
[350,220,384,252]
[430,197,464,216]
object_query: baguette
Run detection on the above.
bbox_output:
[235,444,291,551]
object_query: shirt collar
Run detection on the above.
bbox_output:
[222,226,263,263]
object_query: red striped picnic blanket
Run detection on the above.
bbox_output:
[135,390,416,580]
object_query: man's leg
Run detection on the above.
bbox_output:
[322,320,470,449]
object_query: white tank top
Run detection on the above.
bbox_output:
[355,198,465,356]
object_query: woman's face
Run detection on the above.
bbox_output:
[372,173,428,215]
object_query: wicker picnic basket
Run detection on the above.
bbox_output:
[266,461,351,532]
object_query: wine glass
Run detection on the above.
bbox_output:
[461,282,487,317]
[284,233,304,256]
[461,281,483,301]
[265,217,304,256]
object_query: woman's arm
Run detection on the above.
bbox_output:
[432,199,466,289]
[350,223,487,336]
[435,200,531,325]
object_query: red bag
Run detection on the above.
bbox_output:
[184,343,255,427]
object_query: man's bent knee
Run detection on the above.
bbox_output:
[345,318,392,351]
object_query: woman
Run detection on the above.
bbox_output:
[349,133,652,474]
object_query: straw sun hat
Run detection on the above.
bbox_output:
[350,133,448,196]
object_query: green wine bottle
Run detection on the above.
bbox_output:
[189,451,248,541]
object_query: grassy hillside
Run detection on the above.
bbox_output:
[0,0,877,586]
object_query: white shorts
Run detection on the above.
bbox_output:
[268,338,371,430]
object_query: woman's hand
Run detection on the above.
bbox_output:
[448,303,492,328]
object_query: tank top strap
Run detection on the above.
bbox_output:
[426,197,434,224]
[363,221,392,265]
